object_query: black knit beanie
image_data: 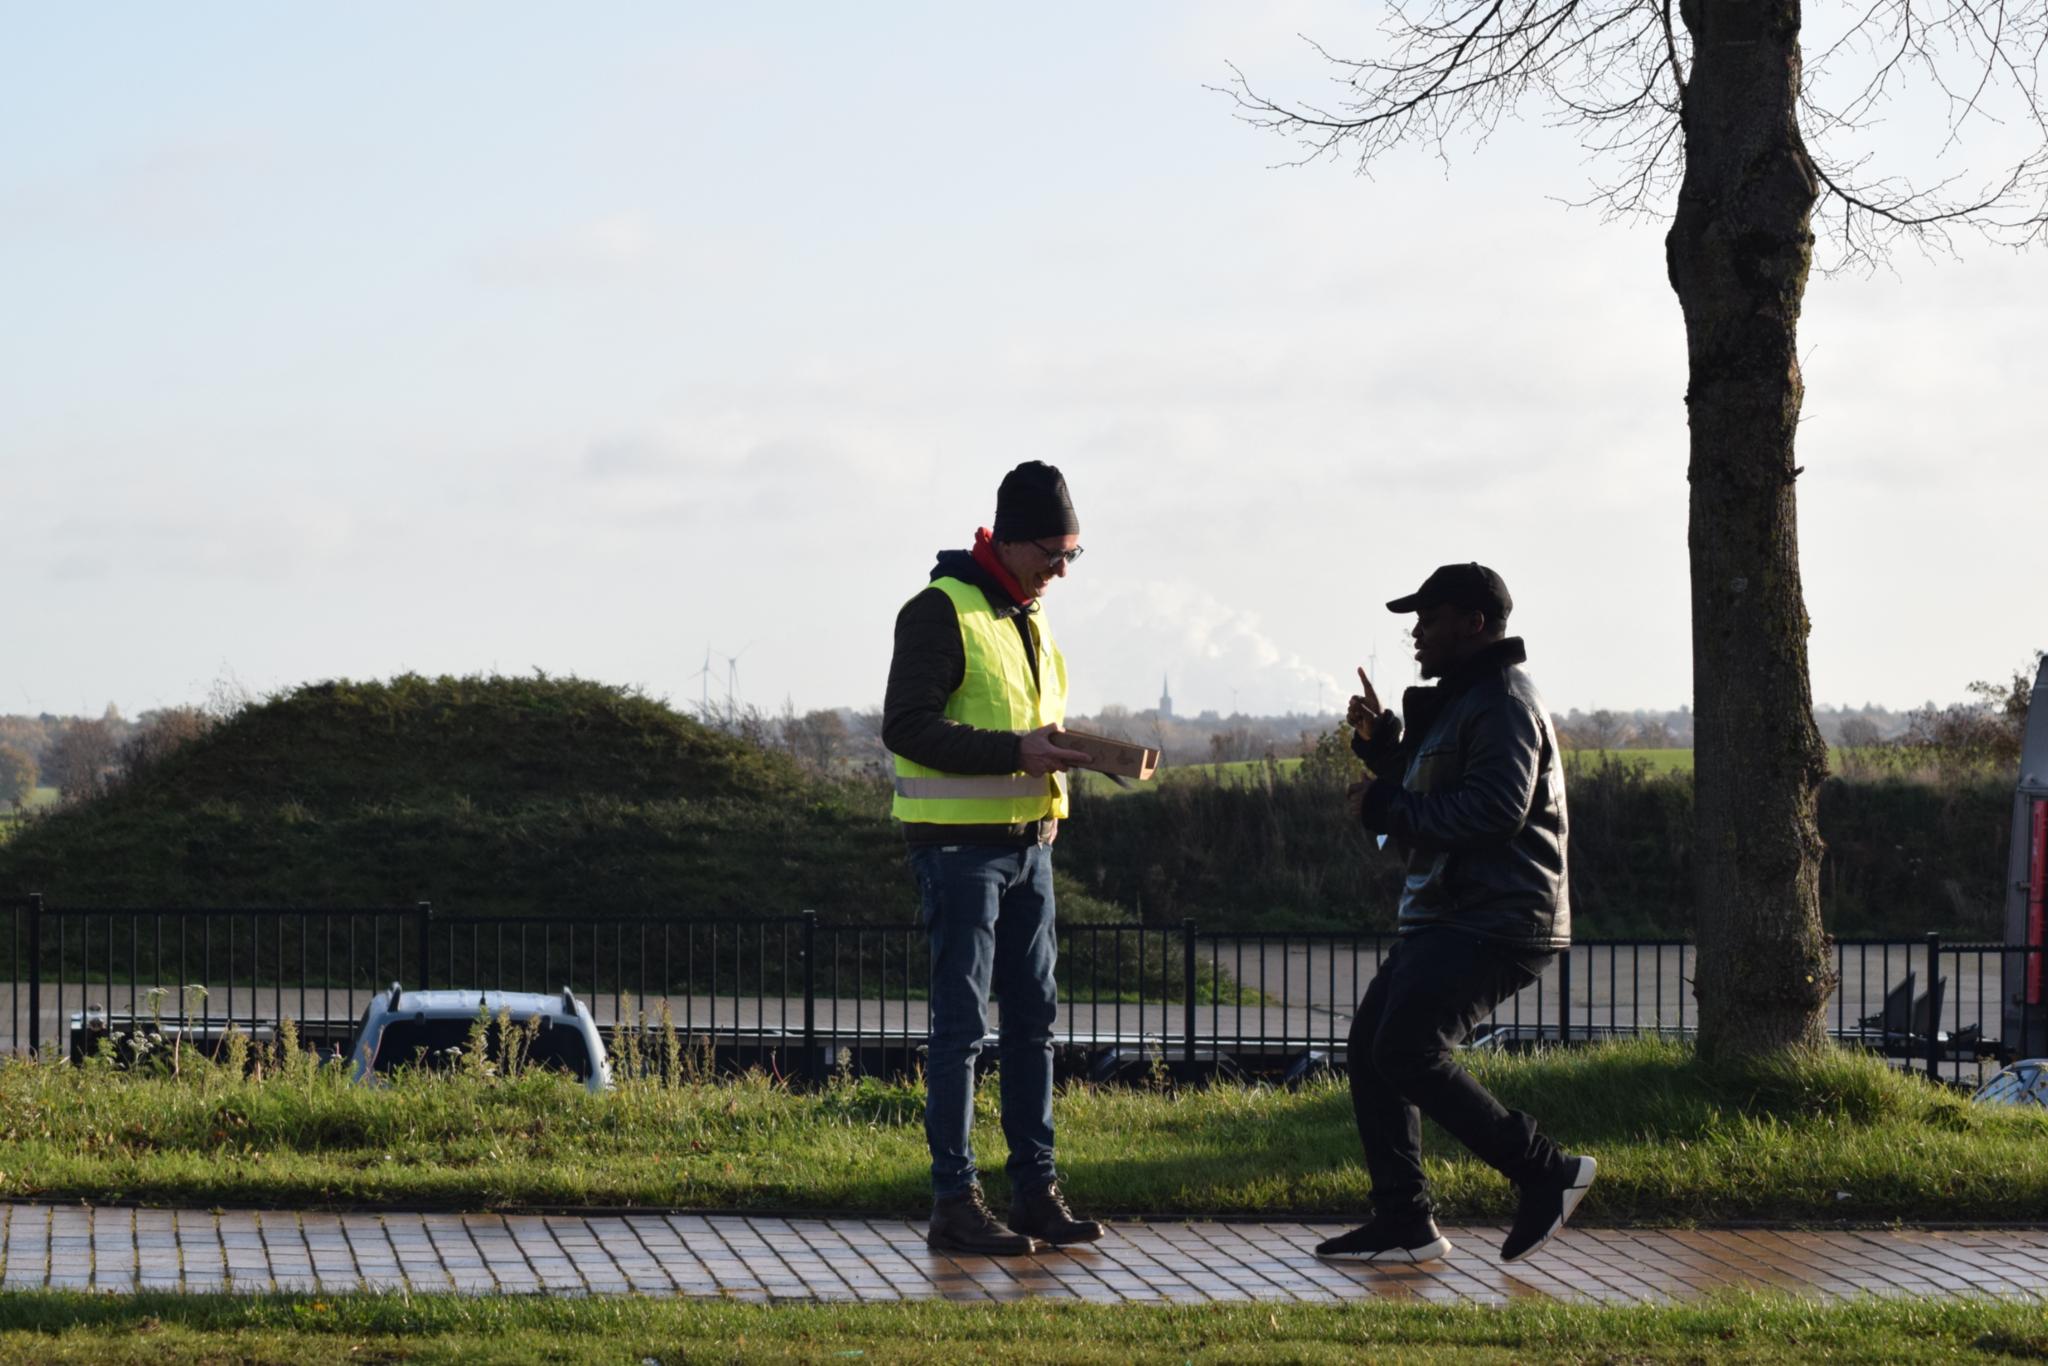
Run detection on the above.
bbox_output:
[992,461,1080,541]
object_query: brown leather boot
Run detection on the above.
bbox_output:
[927,1185,1041,1257]
[1008,1182,1104,1245]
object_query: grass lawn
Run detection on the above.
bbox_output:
[0,786,58,842]
[1072,757,1313,795]
[1074,748,1932,796]
[0,1291,2044,1363]
[0,785,60,817]
[2,1039,2042,1222]
[1568,748,1697,774]
[1076,750,1700,796]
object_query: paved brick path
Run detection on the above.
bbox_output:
[0,1204,2041,1303]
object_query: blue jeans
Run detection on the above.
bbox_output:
[909,842,1059,1199]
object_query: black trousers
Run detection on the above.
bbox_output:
[1347,927,1566,1214]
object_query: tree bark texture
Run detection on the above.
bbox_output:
[1667,0,1837,1057]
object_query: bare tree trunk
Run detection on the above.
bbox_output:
[1667,0,1837,1057]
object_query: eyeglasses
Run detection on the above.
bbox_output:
[1027,539,1085,566]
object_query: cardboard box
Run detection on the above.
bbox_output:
[1059,729,1160,781]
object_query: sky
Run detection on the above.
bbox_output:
[5,2,2043,723]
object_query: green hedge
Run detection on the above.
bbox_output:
[2,679,2016,937]
[1058,742,2012,936]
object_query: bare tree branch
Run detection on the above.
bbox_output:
[1660,0,1689,95]
[1219,0,2048,265]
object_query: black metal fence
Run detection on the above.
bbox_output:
[0,895,2039,1087]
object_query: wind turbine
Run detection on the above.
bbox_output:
[690,648,716,718]
[720,642,753,726]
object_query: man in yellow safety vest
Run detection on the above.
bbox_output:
[882,461,1103,1257]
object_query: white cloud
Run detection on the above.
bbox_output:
[7,5,2044,718]
[1059,579,1349,717]
[578,212,654,264]
[476,210,663,285]
[0,132,285,242]
[40,504,356,582]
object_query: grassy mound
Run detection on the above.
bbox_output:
[111,674,813,810]
[0,675,922,918]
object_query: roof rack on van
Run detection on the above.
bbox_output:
[388,982,403,1011]
[562,986,578,1016]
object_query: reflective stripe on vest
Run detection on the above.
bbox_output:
[891,575,1071,825]
[893,774,1046,800]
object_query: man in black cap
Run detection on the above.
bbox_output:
[882,461,1104,1256]
[1317,563,1593,1266]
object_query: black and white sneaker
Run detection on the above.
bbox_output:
[1314,1211,1452,1264]
[1500,1154,1597,1262]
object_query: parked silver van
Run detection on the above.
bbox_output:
[345,985,611,1093]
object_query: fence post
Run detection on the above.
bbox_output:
[416,902,433,991]
[801,910,818,1085]
[1557,944,1572,1045]
[26,893,42,1059]
[1924,931,1942,1082]
[1182,919,1198,1068]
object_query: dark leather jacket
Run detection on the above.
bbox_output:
[1354,638,1570,949]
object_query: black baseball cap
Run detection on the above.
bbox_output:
[1386,563,1513,621]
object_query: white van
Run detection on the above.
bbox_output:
[345,985,612,1093]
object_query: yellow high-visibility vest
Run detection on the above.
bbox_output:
[891,575,1070,824]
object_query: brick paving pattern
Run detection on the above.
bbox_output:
[0,1205,2041,1303]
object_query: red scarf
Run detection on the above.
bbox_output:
[971,527,1034,604]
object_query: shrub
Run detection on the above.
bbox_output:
[1060,731,2010,935]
